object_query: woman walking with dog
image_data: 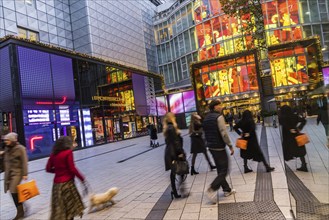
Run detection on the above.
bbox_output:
[163,112,186,199]
[46,136,87,220]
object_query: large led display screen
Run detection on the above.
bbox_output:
[183,91,196,112]
[17,46,75,108]
[132,73,147,115]
[323,67,329,86]
[169,93,184,114]
[156,96,168,116]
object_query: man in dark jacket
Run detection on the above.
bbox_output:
[203,100,235,203]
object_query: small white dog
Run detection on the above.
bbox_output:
[89,187,119,213]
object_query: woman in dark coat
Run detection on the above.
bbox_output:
[189,112,216,175]
[2,132,28,220]
[163,112,185,199]
[234,110,274,173]
[279,105,308,171]
[150,125,159,147]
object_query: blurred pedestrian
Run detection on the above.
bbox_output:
[233,110,275,173]
[189,112,216,175]
[226,112,234,131]
[2,132,28,220]
[202,100,236,203]
[46,136,86,220]
[150,125,159,147]
[279,105,308,172]
[317,97,329,147]
[163,112,186,199]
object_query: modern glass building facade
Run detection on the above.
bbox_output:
[0,36,162,159]
[154,0,329,89]
[0,0,158,72]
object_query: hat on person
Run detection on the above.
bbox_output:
[3,132,18,142]
[209,99,221,111]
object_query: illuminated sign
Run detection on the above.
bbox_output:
[109,103,127,107]
[36,96,67,105]
[59,105,70,125]
[30,136,43,151]
[27,110,50,123]
[92,96,122,102]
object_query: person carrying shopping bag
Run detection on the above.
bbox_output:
[233,110,275,173]
[46,136,87,220]
[163,112,187,199]
[2,132,28,220]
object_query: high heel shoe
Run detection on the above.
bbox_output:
[266,166,275,172]
[171,191,181,199]
[191,166,199,175]
[244,166,253,173]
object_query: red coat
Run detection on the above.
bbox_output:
[46,149,84,183]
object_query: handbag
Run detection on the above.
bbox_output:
[172,160,189,175]
[17,179,40,203]
[295,133,310,147]
[236,138,248,150]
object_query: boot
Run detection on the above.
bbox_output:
[297,157,308,172]
[170,172,181,199]
[190,166,199,175]
[263,159,275,172]
[244,165,253,173]
[297,164,308,172]
[11,193,24,220]
[264,163,275,172]
[243,159,252,173]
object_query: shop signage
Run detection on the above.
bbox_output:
[92,96,122,102]
[110,103,126,107]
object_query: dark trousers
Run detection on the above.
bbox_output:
[209,149,231,192]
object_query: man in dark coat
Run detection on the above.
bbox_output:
[203,100,235,203]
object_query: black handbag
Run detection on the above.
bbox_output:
[172,160,189,175]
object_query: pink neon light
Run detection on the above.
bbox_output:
[36,96,67,105]
[30,136,43,151]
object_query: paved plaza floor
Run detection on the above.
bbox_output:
[0,117,328,220]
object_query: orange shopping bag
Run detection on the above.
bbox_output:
[17,179,40,203]
[236,138,248,150]
[295,133,310,147]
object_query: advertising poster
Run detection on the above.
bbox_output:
[156,96,168,116]
[169,93,184,114]
[183,91,197,112]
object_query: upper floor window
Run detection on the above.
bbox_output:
[17,0,35,7]
[17,27,39,41]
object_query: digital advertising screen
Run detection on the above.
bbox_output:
[323,66,329,85]
[169,93,184,114]
[183,91,196,112]
[17,46,75,107]
[269,49,309,87]
[156,96,168,116]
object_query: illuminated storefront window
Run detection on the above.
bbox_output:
[268,40,322,91]
[191,50,260,113]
